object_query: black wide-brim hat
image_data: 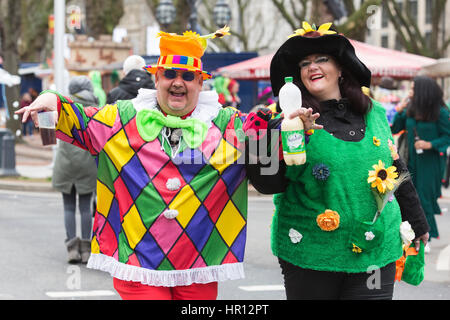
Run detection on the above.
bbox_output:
[270,33,372,96]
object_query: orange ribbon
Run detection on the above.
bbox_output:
[395,247,418,282]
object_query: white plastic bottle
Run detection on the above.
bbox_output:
[279,77,306,165]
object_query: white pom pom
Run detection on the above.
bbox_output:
[163,209,179,219]
[166,178,181,191]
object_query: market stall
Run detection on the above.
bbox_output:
[215,39,436,81]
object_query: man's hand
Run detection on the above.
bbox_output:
[15,92,58,127]
[288,107,323,132]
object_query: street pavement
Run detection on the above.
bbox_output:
[0,134,449,300]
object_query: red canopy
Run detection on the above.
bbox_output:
[215,39,436,80]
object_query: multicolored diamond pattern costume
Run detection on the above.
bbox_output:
[52,89,251,286]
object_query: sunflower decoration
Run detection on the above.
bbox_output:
[156,31,176,38]
[368,160,410,223]
[183,30,201,38]
[157,27,231,52]
[211,25,231,39]
[288,21,337,38]
[373,136,381,147]
[196,26,231,49]
[367,160,398,194]
[352,243,363,254]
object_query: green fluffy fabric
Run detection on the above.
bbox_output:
[271,101,403,273]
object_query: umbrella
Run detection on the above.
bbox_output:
[419,58,450,78]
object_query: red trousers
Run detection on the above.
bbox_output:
[113,278,218,300]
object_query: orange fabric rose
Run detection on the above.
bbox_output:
[316,209,340,231]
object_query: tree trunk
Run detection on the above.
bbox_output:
[0,0,22,137]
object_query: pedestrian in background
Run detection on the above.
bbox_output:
[218,77,241,108]
[89,70,107,106]
[268,21,429,300]
[391,76,450,251]
[20,92,34,136]
[52,76,98,264]
[106,55,155,104]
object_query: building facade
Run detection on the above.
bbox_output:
[367,0,450,57]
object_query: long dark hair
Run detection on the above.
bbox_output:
[293,66,372,115]
[407,76,444,122]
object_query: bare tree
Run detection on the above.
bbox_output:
[382,0,449,58]
[270,0,381,41]
[198,0,279,52]
[0,0,22,136]
[85,0,125,37]
[0,0,127,136]
[18,0,54,62]
[144,0,278,52]
[145,0,192,33]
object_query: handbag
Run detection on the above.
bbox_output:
[395,242,425,286]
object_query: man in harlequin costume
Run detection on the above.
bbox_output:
[17,28,320,300]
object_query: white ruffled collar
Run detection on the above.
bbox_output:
[132,88,222,128]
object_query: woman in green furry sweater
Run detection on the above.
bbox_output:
[267,22,429,300]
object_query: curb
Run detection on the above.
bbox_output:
[1,174,449,200]
[0,176,265,196]
[15,145,53,161]
[0,178,56,193]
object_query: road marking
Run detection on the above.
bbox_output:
[239,285,284,292]
[45,290,116,298]
[248,196,273,202]
[436,244,450,271]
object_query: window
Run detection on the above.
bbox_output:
[425,0,433,24]
[425,31,432,48]
[408,0,418,23]
[382,4,389,28]
[395,34,403,51]
[381,35,389,48]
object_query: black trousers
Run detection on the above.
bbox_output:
[279,258,396,300]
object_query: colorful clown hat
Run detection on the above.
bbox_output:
[144,26,230,80]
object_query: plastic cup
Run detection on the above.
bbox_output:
[37,111,57,146]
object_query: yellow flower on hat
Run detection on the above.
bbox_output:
[178,27,232,51]
[288,21,337,38]
[211,25,230,39]
[145,27,231,80]
[156,31,176,38]
[183,30,201,38]
[183,30,207,49]
[317,22,336,35]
